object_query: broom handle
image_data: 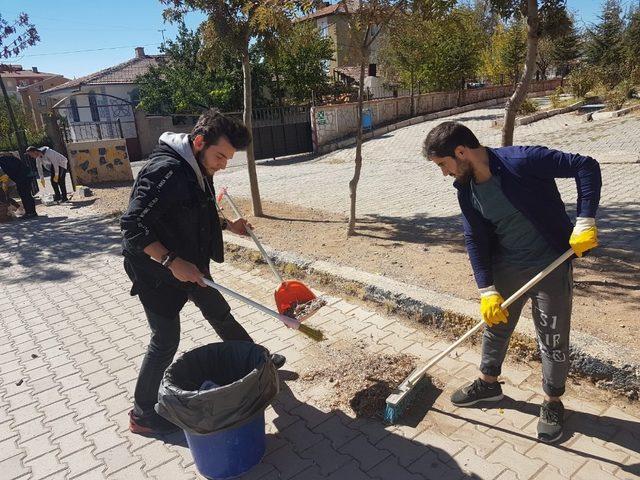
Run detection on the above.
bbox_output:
[202,277,299,329]
[406,249,575,386]
[221,189,283,283]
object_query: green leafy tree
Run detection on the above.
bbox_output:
[137,23,243,114]
[624,8,640,71]
[161,0,311,217]
[255,21,334,104]
[277,23,334,103]
[380,12,432,114]
[480,20,526,84]
[421,8,485,91]
[585,0,626,87]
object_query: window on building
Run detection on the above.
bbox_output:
[70,98,80,122]
[89,92,100,122]
[38,85,44,91]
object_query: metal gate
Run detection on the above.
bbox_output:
[250,106,312,160]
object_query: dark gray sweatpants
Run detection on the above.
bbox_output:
[480,260,573,397]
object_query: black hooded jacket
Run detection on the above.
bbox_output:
[121,140,224,291]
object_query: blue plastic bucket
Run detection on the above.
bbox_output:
[184,410,266,479]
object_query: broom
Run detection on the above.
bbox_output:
[383,248,575,424]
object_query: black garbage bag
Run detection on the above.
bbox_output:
[156,342,279,435]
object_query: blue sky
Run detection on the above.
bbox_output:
[0,0,625,79]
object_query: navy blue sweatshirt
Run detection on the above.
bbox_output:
[454,146,602,289]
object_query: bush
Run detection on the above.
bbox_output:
[602,81,633,111]
[567,67,596,98]
[517,98,539,115]
[549,86,565,109]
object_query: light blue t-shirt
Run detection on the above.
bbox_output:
[470,175,557,267]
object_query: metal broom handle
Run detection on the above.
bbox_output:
[219,188,283,283]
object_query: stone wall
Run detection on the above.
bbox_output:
[311,79,562,149]
[135,110,196,159]
[68,138,133,185]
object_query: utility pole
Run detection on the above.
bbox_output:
[0,66,28,160]
[158,29,166,42]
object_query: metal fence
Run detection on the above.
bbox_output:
[61,119,133,144]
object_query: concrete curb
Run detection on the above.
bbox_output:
[592,103,640,120]
[224,234,640,400]
[515,100,586,126]
[316,90,558,155]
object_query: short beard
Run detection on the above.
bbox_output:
[455,157,473,184]
[195,150,211,176]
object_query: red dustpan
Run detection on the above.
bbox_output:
[217,188,326,321]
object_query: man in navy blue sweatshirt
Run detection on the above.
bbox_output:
[422,121,601,443]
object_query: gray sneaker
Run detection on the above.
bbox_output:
[537,400,564,443]
[451,378,504,407]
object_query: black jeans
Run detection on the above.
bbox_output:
[133,282,253,417]
[51,167,68,201]
[16,179,36,215]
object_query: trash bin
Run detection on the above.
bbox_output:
[156,342,279,479]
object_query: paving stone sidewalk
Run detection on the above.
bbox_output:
[1,209,639,480]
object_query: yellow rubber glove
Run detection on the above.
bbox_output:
[480,289,509,327]
[570,217,598,257]
[53,175,59,183]
[40,178,46,188]
[0,174,8,192]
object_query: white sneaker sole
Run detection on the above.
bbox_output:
[451,393,504,407]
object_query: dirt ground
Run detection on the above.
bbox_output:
[68,182,640,361]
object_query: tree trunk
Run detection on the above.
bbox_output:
[502,0,539,147]
[347,59,368,237]
[242,48,263,217]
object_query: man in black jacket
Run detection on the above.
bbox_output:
[0,155,38,218]
[121,109,285,435]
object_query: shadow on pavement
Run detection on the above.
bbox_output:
[439,398,640,476]
[265,379,475,479]
[0,214,122,284]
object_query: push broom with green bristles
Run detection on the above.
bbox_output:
[383,248,575,424]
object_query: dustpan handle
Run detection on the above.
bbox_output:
[202,277,299,329]
[219,188,283,283]
[406,248,575,386]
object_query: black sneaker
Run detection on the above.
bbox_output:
[129,410,180,436]
[537,400,564,443]
[451,378,504,407]
[271,353,286,369]
[20,212,39,220]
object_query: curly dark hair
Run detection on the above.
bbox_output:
[191,108,252,150]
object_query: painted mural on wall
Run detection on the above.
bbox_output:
[68,139,133,185]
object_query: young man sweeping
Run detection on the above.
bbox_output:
[422,122,601,443]
[121,109,285,435]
